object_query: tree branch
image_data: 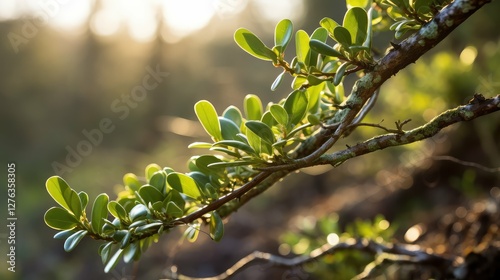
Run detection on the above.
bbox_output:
[316,94,500,167]
[165,238,452,280]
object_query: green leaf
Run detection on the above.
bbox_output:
[64,229,87,252]
[309,39,343,58]
[54,229,76,240]
[244,94,263,120]
[91,194,109,234]
[245,121,275,145]
[108,201,128,222]
[188,142,213,149]
[166,201,183,218]
[78,191,88,211]
[120,231,131,249]
[208,160,261,168]
[346,0,369,9]
[363,7,374,49]
[311,27,328,42]
[320,17,340,37]
[167,172,202,199]
[67,189,83,219]
[270,104,289,127]
[123,173,141,192]
[292,75,308,90]
[129,204,149,221]
[139,185,164,205]
[306,84,323,113]
[213,140,256,156]
[295,30,310,64]
[274,19,293,52]
[46,176,73,211]
[219,117,241,140]
[284,90,309,127]
[123,242,138,263]
[44,207,79,230]
[223,106,243,127]
[195,155,224,174]
[149,171,167,192]
[195,100,222,141]
[271,71,286,91]
[343,7,368,45]
[104,248,124,273]
[210,212,224,242]
[306,74,325,86]
[145,163,161,180]
[99,242,113,264]
[333,26,352,48]
[261,111,277,128]
[234,28,276,61]
[334,62,350,86]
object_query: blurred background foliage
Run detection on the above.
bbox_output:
[0,0,499,279]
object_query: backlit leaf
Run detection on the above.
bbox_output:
[44,207,79,230]
[91,194,109,234]
[210,212,224,242]
[234,28,276,61]
[167,172,202,199]
[274,19,293,52]
[195,100,222,141]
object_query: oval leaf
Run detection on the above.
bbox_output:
[210,212,224,242]
[284,90,309,127]
[333,26,352,48]
[139,185,164,205]
[129,204,149,221]
[271,71,285,91]
[219,117,241,140]
[222,106,243,127]
[234,28,276,61]
[270,104,289,127]
[274,19,293,51]
[244,94,263,120]
[167,172,202,199]
[295,30,310,64]
[310,39,343,58]
[46,176,73,211]
[64,229,87,252]
[343,7,368,45]
[334,62,350,86]
[195,100,222,141]
[91,194,109,234]
[108,201,128,222]
[245,121,275,145]
[45,207,79,230]
[123,173,141,192]
[104,248,124,273]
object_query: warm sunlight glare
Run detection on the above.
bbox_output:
[161,0,216,43]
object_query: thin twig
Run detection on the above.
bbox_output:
[164,238,451,280]
[432,155,500,173]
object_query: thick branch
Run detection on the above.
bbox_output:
[316,94,500,166]
[165,238,451,280]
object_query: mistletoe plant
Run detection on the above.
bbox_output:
[44,0,498,276]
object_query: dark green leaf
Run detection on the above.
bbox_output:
[167,172,202,199]
[219,117,241,140]
[99,242,113,264]
[222,106,243,127]
[244,94,263,120]
[309,39,343,58]
[234,28,276,61]
[333,26,352,48]
[334,62,350,86]
[129,204,149,221]
[307,74,326,86]
[245,121,275,145]
[91,194,109,234]
[104,248,124,273]
[64,229,87,252]
[44,207,79,230]
[123,242,138,263]
[149,171,166,192]
[210,212,224,242]
[120,231,131,249]
[195,155,224,174]
[139,185,164,205]
[166,201,183,218]
[195,100,222,141]
[54,229,76,240]
[213,140,256,156]
[274,19,293,51]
